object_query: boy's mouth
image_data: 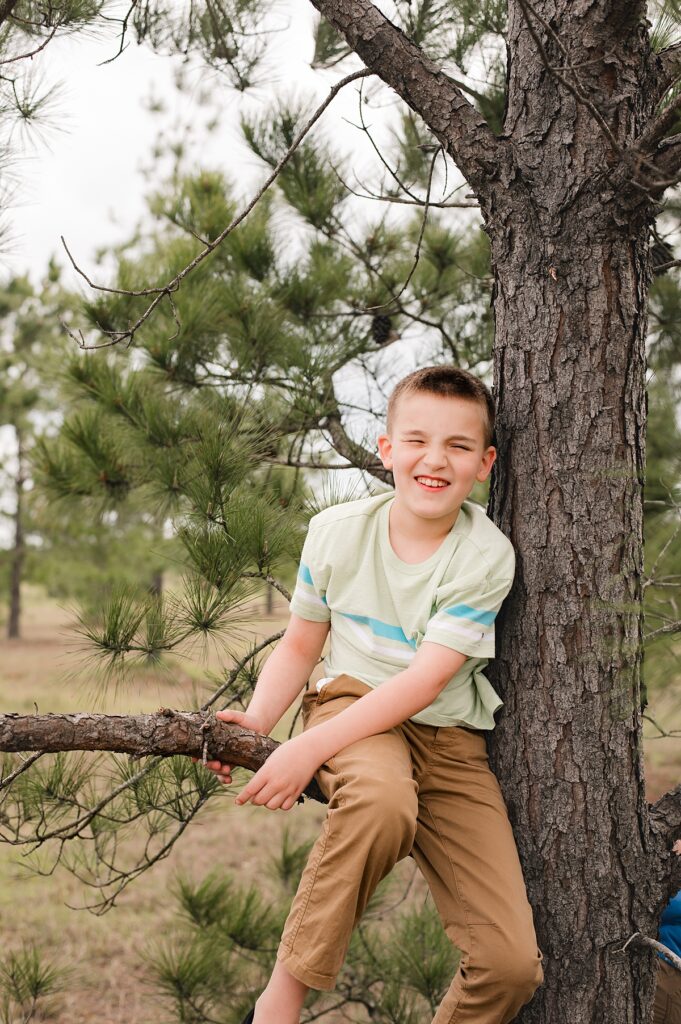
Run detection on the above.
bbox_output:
[415,476,450,489]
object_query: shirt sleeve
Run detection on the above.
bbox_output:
[423,567,514,660]
[289,523,332,623]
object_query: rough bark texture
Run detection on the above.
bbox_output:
[0,711,326,803]
[484,3,668,1022]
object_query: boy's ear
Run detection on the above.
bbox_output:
[476,446,497,482]
[377,432,393,470]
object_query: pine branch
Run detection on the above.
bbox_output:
[60,68,372,350]
[306,0,510,198]
[0,711,326,803]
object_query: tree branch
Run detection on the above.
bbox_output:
[649,785,681,900]
[0,711,326,803]
[656,42,681,102]
[622,932,681,973]
[306,0,511,198]
[0,0,19,25]
[61,68,372,349]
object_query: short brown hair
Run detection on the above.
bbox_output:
[387,366,495,447]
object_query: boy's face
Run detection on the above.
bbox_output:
[377,392,496,526]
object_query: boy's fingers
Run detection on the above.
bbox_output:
[216,710,240,722]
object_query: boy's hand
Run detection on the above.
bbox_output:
[234,734,320,811]
[197,708,268,786]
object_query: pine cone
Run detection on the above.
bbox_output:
[371,315,393,345]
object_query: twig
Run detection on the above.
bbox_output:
[0,24,58,66]
[365,143,442,311]
[61,68,372,350]
[200,630,285,711]
[644,619,681,642]
[642,714,681,740]
[621,932,681,973]
[353,77,424,202]
[333,165,477,208]
[240,572,291,602]
[651,257,681,272]
[0,750,44,791]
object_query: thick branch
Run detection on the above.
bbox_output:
[0,0,18,24]
[651,784,681,838]
[307,0,511,198]
[0,711,326,803]
[324,410,391,483]
[656,43,681,102]
[649,784,681,901]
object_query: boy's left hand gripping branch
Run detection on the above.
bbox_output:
[0,709,326,804]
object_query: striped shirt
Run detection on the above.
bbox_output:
[289,491,515,729]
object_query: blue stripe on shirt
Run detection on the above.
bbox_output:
[298,562,314,586]
[340,612,417,649]
[443,604,496,626]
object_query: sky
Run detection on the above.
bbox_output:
[4,4,369,282]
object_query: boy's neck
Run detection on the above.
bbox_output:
[388,498,461,564]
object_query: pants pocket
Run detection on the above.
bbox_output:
[300,688,319,727]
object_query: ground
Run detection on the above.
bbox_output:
[0,589,679,1023]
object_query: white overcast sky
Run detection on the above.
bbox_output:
[5,2,404,284]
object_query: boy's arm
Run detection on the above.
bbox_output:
[202,613,329,783]
[234,641,467,811]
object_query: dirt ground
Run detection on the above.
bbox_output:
[0,589,679,1023]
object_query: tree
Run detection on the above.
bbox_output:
[0,274,69,638]
[1,3,681,1022]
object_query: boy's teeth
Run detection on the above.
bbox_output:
[416,477,448,488]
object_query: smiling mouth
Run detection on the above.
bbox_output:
[415,476,450,489]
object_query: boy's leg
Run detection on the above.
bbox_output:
[405,721,543,1024]
[276,675,419,991]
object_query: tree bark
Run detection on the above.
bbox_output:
[0,710,326,803]
[485,3,668,1022]
[8,427,25,640]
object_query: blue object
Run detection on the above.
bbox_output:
[658,890,681,963]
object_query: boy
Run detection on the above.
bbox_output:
[205,366,544,1024]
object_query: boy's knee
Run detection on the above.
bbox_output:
[495,948,543,1000]
[344,777,418,858]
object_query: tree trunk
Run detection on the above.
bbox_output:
[8,427,25,640]
[0,710,326,803]
[485,4,668,1022]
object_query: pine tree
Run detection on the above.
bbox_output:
[0,3,681,1022]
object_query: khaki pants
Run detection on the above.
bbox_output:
[277,676,543,1024]
[654,959,681,1024]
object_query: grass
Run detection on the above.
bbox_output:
[0,587,679,1022]
[0,588,328,1024]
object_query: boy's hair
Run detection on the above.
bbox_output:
[387,366,495,447]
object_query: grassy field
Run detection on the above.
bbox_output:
[0,589,679,1023]
[0,590,332,1024]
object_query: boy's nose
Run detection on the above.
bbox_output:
[423,448,448,469]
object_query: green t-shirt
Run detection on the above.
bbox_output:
[289,491,515,728]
